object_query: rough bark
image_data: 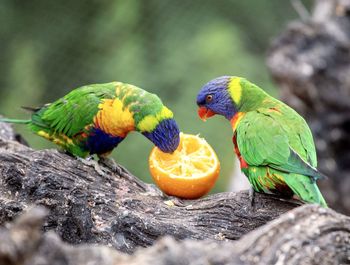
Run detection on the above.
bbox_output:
[0,121,299,254]
[267,0,350,214]
[1,2,350,263]
[1,116,350,265]
[1,108,350,265]
[1,204,349,265]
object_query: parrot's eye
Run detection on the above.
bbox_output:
[206,94,213,103]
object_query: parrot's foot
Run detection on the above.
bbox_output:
[98,156,152,192]
[163,196,185,207]
[77,157,107,176]
[248,187,256,207]
[98,156,123,175]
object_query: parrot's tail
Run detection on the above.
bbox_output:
[284,173,327,207]
[0,118,31,124]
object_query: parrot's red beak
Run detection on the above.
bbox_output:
[198,107,216,121]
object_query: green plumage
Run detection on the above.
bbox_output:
[235,79,327,207]
[31,83,116,138]
[0,81,180,157]
[197,76,327,207]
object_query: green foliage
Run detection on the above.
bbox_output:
[0,0,301,193]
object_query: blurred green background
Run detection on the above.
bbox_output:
[0,0,310,192]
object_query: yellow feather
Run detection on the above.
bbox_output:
[115,82,123,95]
[37,130,50,140]
[157,106,173,120]
[94,98,135,137]
[37,130,73,145]
[273,173,285,182]
[230,112,245,131]
[228,77,242,104]
[138,106,174,132]
[137,116,158,132]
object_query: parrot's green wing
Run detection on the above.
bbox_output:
[31,83,117,137]
[236,109,323,180]
[285,107,317,167]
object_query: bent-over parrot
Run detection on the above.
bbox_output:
[0,82,180,159]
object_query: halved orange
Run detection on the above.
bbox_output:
[149,133,220,199]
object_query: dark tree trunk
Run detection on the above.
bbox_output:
[1,1,350,264]
[1,203,349,265]
[1,112,350,264]
[0,120,298,254]
[267,0,350,214]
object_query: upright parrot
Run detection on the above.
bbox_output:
[0,82,180,160]
[196,76,327,207]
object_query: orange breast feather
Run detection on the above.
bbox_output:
[94,98,135,137]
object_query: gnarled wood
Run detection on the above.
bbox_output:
[1,113,349,265]
[0,120,298,254]
[1,1,350,264]
[1,205,349,265]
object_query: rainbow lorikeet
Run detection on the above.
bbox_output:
[0,82,180,159]
[196,76,327,207]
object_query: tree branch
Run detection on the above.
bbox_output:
[1,115,350,265]
[0,120,299,254]
[1,204,349,265]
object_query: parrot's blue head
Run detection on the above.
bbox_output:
[142,118,180,153]
[196,76,237,121]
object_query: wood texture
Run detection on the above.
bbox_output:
[1,110,350,264]
[1,204,349,265]
[1,2,350,263]
[0,121,297,254]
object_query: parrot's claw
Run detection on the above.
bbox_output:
[248,187,256,207]
[77,157,107,176]
[98,156,122,175]
[163,196,185,207]
[98,157,152,192]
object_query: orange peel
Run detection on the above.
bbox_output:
[149,133,220,199]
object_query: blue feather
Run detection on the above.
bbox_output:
[143,118,180,153]
[84,128,124,155]
[196,76,237,120]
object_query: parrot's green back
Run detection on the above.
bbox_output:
[228,77,327,206]
[0,81,179,157]
[32,83,116,137]
[26,83,116,156]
